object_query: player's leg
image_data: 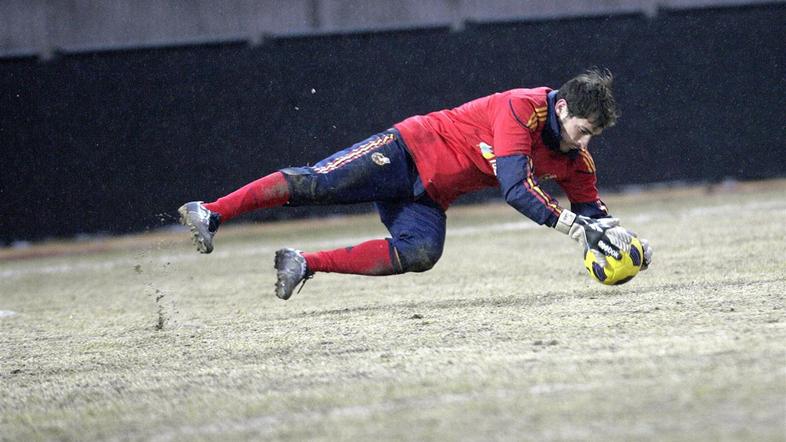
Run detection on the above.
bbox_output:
[274,197,446,300]
[374,197,446,273]
[180,130,414,253]
[280,130,415,206]
[303,198,446,274]
[178,172,289,253]
[204,172,289,222]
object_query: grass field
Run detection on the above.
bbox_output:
[1,180,785,441]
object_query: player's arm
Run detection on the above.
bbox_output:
[492,96,634,259]
[571,201,610,218]
[492,97,602,230]
[492,97,564,226]
[496,154,562,226]
[495,156,632,261]
[558,148,613,218]
[558,157,653,269]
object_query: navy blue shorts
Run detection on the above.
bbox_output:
[281,129,446,272]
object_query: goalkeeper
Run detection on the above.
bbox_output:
[179,68,652,299]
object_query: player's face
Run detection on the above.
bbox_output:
[556,99,602,152]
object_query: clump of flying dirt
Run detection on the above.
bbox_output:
[133,231,185,331]
[137,239,180,331]
[154,289,166,330]
[146,285,178,331]
[155,212,178,225]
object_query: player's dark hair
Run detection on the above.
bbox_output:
[556,68,619,129]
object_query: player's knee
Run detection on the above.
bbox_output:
[279,167,318,204]
[396,237,443,273]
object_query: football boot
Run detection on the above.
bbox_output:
[274,248,313,300]
[178,201,221,254]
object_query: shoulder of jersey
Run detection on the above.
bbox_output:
[575,148,597,174]
[506,88,550,131]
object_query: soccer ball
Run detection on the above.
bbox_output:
[583,228,644,285]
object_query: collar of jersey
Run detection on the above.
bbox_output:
[542,90,579,159]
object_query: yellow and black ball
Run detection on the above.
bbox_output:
[584,233,644,285]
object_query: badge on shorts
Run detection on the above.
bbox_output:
[371,152,391,166]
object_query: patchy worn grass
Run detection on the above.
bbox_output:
[1,180,785,441]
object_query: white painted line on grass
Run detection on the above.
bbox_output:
[0,310,18,318]
[448,221,537,236]
[0,222,536,279]
[1,199,784,280]
[683,200,786,217]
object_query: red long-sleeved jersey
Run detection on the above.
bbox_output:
[394,87,607,226]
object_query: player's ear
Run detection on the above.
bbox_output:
[555,99,569,119]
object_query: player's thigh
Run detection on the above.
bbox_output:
[377,199,446,272]
[282,130,415,205]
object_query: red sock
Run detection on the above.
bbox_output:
[303,239,401,276]
[204,172,289,222]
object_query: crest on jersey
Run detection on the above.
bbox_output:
[478,142,498,175]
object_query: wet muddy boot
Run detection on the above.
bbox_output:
[178,201,221,254]
[274,248,313,300]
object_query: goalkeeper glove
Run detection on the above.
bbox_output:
[555,210,630,259]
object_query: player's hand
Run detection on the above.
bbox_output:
[555,211,630,259]
[639,238,653,270]
[572,216,632,259]
[594,217,621,229]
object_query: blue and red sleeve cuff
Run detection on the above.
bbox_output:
[571,201,610,219]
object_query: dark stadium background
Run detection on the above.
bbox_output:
[1,3,784,244]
